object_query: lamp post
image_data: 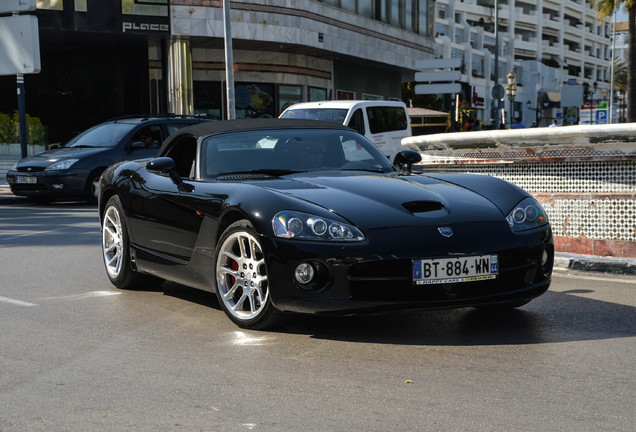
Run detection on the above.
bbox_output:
[505,71,517,128]
[591,82,597,124]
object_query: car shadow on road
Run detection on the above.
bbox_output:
[157,281,636,346]
[273,289,636,346]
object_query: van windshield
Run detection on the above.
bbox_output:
[280,108,348,124]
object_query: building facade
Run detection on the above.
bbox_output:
[0,0,436,143]
[434,0,613,127]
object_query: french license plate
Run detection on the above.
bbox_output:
[15,176,37,184]
[413,255,498,285]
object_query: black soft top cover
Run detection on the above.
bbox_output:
[158,118,351,155]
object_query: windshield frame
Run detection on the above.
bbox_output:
[200,127,395,179]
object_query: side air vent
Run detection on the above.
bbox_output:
[403,200,445,214]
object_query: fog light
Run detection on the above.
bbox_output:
[541,249,549,266]
[295,263,315,284]
[52,184,64,190]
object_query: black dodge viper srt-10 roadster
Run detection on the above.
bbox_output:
[99,118,554,329]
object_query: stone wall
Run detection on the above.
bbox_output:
[402,124,636,258]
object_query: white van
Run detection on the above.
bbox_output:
[279,100,411,161]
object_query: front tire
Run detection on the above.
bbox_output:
[215,220,280,329]
[102,195,157,289]
[85,169,104,204]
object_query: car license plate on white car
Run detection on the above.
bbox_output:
[413,255,498,285]
[15,176,37,184]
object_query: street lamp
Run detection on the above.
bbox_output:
[505,71,517,128]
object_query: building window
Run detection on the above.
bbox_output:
[194,81,222,120]
[316,0,433,36]
[279,85,303,113]
[309,87,328,101]
[337,89,356,100]
[234,83,275,119]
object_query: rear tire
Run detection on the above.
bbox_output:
[102,195,159,289]
[215,220,281,329]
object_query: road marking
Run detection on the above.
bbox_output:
[0,296,37,307]
[40,291,121,301]
[1,226,73,242]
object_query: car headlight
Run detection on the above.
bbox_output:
[45,159,79,171]
[506,197,549,232]
[273,211,365,241]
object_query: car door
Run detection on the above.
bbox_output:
[126,135,202,260]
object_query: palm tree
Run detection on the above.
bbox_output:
[594,0,636,121]
[613,58,628,92]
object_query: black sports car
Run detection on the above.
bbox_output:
[99,118,553,329]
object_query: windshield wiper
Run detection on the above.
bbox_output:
[341,168,386,173]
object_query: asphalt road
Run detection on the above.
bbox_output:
[1,202,635,432]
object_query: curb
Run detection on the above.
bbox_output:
[554,253,636,276]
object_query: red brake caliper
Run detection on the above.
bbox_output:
[231,260,239,284]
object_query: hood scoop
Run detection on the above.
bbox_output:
[403,200,445,214]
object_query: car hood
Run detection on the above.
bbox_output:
[17,147,109,168]
[260,173,505,229]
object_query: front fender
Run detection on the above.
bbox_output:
[421,173,530,214]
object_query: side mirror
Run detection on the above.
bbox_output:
[125,141,146,153]
[146,157,175,174]
[393,149,422,173]
[146,157,194,193]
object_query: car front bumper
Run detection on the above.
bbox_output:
[262,223,554,315]
[6,169,88,199]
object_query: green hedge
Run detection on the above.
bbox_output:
[0,111,47,145]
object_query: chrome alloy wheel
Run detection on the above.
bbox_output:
[216,230,269,321]
[102,205,123,279]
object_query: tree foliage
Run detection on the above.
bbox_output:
[0,111,47,145]
[593,0,636,121]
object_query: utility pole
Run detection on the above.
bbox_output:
[491,0,501,129]
[223,0,236,119]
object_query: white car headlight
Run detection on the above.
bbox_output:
[45,159,79,171]
[506,197,549,232]
[273,211,365,241]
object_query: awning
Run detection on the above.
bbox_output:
[538,90,560,108]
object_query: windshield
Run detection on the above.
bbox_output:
[280,108,348,124]
[65,123,137,148]
[201,128,394,178]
